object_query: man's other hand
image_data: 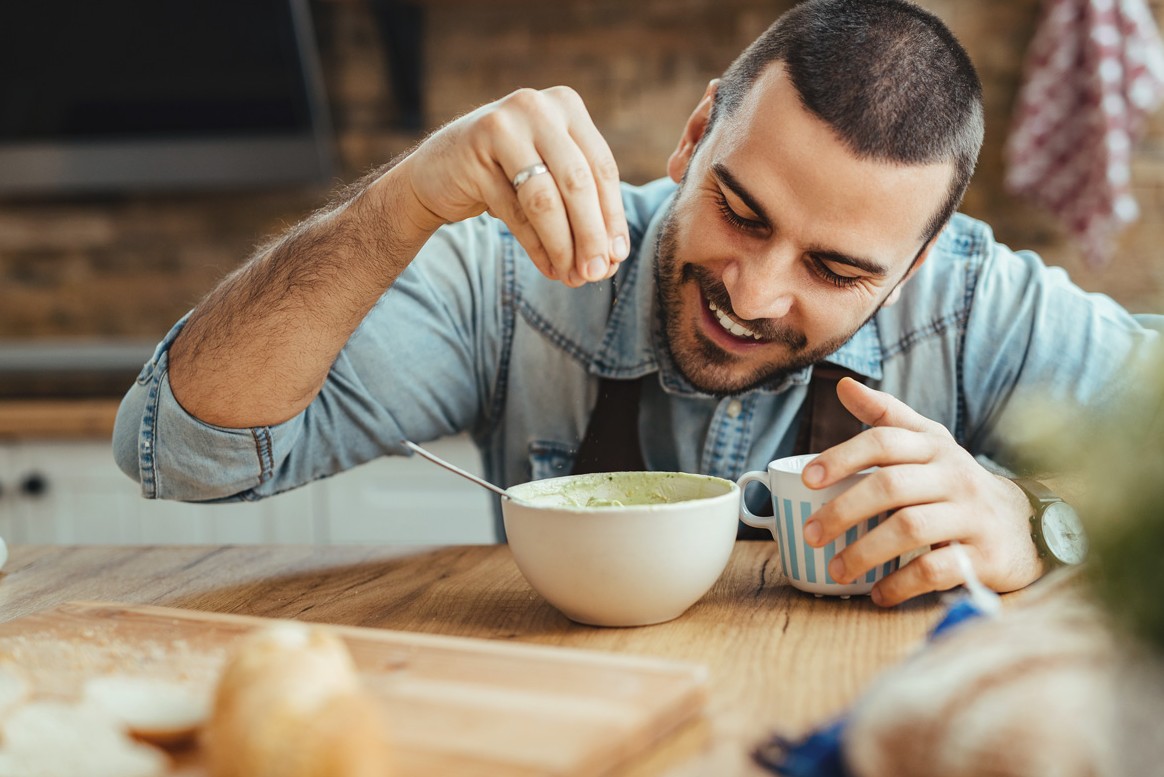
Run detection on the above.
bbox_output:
[801,378,1043,606]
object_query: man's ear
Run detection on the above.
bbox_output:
[883,234,940,307]
[667,79,719,183]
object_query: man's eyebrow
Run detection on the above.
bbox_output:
[808,249,889,277]
[713,162,890,277]
[712,163,771,224]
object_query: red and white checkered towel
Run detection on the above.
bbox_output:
[1005,0,1164,266]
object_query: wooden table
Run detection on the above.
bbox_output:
[0,544,945,775]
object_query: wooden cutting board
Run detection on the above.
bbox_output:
[0,601,708,776]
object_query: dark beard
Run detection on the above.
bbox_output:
[653,201,868,396]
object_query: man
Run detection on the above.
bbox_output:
[114,0,1159,606]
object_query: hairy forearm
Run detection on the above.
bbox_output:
[168,157,442,427]
[168,81,632,428]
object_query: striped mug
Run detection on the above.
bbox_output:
[737,454,898,597]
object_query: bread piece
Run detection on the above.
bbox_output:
[83,674,209,746]
[205,623,393,777]
[0,700,170,777]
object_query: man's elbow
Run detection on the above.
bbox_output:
[111,385,146,488]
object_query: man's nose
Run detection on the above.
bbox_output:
[720,246,796,321]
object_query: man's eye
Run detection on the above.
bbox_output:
[810,256,862,288]
[714,194,764,232]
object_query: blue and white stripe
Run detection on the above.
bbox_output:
[774,499,898,586]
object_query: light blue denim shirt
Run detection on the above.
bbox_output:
[113,178,1160,537]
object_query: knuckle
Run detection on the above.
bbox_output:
[547,84,582,107]
[475,106,507,133]
[926,420,955,443]
[507,87,542,109]
[947,471,972,501]
[592,153,620,184]
[506,202,531,227]
[913,553,948,587]
[894,508,928,543]
[876,468,907,501]
[559,165,594,194]
[936,418,955,438]
[523,188,559,217]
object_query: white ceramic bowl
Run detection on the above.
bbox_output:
[502,471,740,627]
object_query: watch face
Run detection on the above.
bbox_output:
[1042,502,1089,565]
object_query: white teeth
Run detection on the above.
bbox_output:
[707,299,762,340]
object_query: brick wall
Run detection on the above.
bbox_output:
[2,0,1161,340]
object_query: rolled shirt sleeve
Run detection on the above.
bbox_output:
[113,318,310,502]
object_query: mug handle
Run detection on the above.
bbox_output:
[736,471,777,538]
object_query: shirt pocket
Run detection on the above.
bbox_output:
[527,440,576,482]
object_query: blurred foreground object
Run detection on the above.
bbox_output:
[760,342,1164,777]
[205,624,394,777]
[1077,344,1164,651]
[1005,0,1164,266]
[844,343,1164,776]
[842,571,1164,777]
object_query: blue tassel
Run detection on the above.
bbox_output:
[753,718,854,777]
[928,595,990,639]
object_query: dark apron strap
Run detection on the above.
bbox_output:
[571,367,867,539]
[738,365,867,539]
[794,365,866,456]
[570,377,647,475]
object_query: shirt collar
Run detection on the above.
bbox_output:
[590,187,884,396]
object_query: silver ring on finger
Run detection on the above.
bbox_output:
[512,162,549,191]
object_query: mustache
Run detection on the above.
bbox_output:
[680,264,806,349]
[682,264,734,313]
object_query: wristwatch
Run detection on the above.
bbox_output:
[1010,478,1089,566]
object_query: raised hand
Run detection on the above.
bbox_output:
[402,86,631,286]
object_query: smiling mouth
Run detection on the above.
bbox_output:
[706,299,764,341]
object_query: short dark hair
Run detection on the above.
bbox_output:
[710,0,984,243]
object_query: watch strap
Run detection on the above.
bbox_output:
[1010,477,1060,505]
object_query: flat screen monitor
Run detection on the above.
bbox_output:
[0,0,335,196]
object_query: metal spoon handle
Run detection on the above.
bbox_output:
[402,440,510,499]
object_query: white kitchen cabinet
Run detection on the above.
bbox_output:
[321,437,499,544]
[0,440,319,545]
[0,435,496,545]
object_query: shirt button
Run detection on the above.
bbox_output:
[726,399,743,419]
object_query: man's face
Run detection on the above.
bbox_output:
[656,64,953,395]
